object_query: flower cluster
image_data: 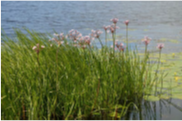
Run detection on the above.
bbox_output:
[68,29,82,42]
[76,35,92,49]
[110,18,119,24]
[90,30,103,39]
[103,25,110,34]
[45,18,165,52]
[108,24,119,34]
[115,41,125,52]
[157,43,164,50]
[83,36,91,45]
[32,43,45,54]
[51,33,65,46]
[142,36,164,50]
[124,20,129,26]
[103,25,110,31]
[142,36,151,46]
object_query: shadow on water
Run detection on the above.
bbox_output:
[1,98,182,121]
[82,99,182,121]
[84,99,182,121]
[13,98,179,121]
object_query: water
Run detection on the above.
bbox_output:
[1,1,182,120]
[1,2,182,45]
[121,99,182,120]
[2,1,182,52]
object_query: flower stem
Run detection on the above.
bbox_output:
[112,33,115,56]
[126,25,128,52]
[105,30,107,46]
[98,37,103,48]
[155,49,162,95]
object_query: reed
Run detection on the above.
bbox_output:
[1,18,164,120]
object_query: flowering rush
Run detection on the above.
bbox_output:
[115,41,125,52]
[103,25,110,33]
[32,43,45,54]
[142,36,151,46]
[83,36,91,45]
[51,33,65,46]
[68,29,82,42]
[124,20,129,26]
[90,30,103,39]
[75,35,92,49]
[103,25,109,31]
[110,18,119,24]
[108,24,119,33]
[53,33,65,40]
[157,43,164,50]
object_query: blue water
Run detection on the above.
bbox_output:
[2,1,182,52]
[1,1,182,37]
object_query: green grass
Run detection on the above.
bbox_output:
[1,29,168,120]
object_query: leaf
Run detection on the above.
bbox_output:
[93,112,100,116]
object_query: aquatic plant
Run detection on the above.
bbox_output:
[1,18,178,120]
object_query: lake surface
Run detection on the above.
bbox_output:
[1,1,182,120]
[1,1,182,52]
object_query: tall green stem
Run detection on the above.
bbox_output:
[155,49,162,95]
[98,37,103,48]
[126,25,128,52]
[145,45,147,55]
[112,33,115,56]
[105,30,107,46]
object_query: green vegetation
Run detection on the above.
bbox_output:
[1,19,182,119]
[0,28,163,120]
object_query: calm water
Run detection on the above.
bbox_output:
[0,0,182,41]
[1,1,182,120]
[1,1,182,52]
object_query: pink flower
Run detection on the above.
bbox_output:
[32,46,37,50]
[59,33,65,40]
[110,27,115,33]
[52,32,65,46]
[32,43,45,54]
[108,24,119,33]
[52,38,56,41]
[68,29,82,41]
[90,30,103,38]
[103,25,109,31]
[142,36,151,46]
[115,41,125,52]
[58,41,64,45]
[110,18,119,24]
[82,45,86,49]
[41,45,45,49]
[78,38,85,46]
[118,45,125,52]
[157,43,164,50]
[124,20,129,26]
[84,36,91,45]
